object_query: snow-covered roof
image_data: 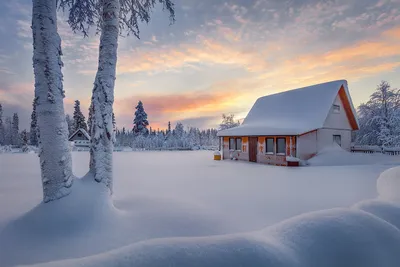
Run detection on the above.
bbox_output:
[68,128,91,141]
[218,80,359,137]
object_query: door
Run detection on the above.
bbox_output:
[249,137,258,162]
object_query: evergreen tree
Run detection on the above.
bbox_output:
[112,112,116,130]
[0,103,4,145]
[65,114,74,136]
[168,121,171,133]
[4,117,12,145]
[30,98,39,146]
[21,130,29,152]
[87,104,93,137]
[11,113,19,146]
[73,100,87,132]
[133,101,149,136]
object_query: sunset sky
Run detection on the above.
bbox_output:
[0,0,400,130]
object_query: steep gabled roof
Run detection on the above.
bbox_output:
[218,80,359,137]
[68,128,91,141]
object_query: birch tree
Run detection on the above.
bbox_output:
[59,0,175,193]
[32,0,73,202]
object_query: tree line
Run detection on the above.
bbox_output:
[354,81,400,148]
[0,99,222,150]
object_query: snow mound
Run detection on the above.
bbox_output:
[308,143,399,166]
[23,207,400,267]
[0,174,226,267]
[354,200,400,230]
[376,167,400,201]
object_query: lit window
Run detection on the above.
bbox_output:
[265,138,274,154]
[236,138,242,151]
[276,138,286,155]
[333,104,340,113]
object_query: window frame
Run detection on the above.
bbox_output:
[265,138,275,155]
[276,137,286,155]
[333,104,341,114]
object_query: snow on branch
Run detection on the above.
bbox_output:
[58,0,175,38]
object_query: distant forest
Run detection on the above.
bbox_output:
[1,81,398,150]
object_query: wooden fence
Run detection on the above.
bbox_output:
[351,145,400,155]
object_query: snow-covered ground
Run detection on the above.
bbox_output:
[0,151,399,267]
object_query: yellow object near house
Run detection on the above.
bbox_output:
[214,151,222,160]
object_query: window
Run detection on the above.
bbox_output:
[276,138,286,155]
[236,138,242,151]
[77,133,82,137]
[229,138,243,151]
[265,138,274,154]
[333,135,341,146]
[333,104,340,113]
[229,138,235,150]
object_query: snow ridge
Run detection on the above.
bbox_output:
[19,167,400,267]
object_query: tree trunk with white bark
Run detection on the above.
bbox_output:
[89,0,120,193]
[32,0,73,203]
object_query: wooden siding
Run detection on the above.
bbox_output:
[222,136,249,161]
[221,135,297,166]
[338,85,359,130]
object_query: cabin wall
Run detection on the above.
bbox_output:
[323,94,352,130]
[222,136,249,161]
[297,131,318,160]
[317,128,352,151]
[256,136,296,166]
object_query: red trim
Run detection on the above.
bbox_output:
[299,129,317,137]
[338,85,359,130]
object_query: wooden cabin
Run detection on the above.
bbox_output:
[68,128,90,147]
[217,80,359,166]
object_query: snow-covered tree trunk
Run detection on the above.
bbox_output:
[32,0,73,203]
[89,0,120,193]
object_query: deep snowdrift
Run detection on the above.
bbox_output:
[0,173,225,267]
[308,144,400,166]
[18,165,400,267]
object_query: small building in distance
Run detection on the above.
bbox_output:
[68,128,90,148]
[217,80,359,166]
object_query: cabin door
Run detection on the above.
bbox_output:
[249,137,258,162]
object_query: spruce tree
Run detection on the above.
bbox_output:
[133,101,149,136]
[73,100,88,132]
[21,130,29,152]
[30,98,39,146]
[12,113,19,146]
[4,117,12,145]
[112,112,116,131]
[0,103,4,145]
[87,104,93,136]
[65,114,74,136]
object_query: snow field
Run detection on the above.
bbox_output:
[0,151,399,267]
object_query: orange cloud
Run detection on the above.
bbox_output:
[112,78,262,129]
[383,26,400,39]
[116,37,270,74]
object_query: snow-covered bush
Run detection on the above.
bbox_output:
[0,145,12,153]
